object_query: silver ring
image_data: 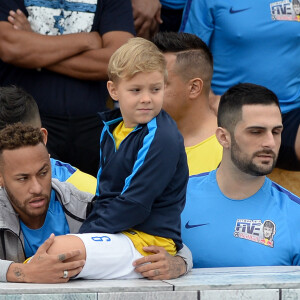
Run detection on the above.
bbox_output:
[63,270,68,279]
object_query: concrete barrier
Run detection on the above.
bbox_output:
[1,266,300,299]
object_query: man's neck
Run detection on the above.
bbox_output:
[177,97,217,147]
[20,214,47,230]
[216,162,266,200]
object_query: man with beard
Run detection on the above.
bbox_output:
[0,123,91,282]
[181,83,300,267]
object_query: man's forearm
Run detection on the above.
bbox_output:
[176,244,193,274]
[0,22,101,69]
[169,256,187,278]
[46,48,110,81]
[46,31,134,80]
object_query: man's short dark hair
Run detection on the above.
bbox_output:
[217,83,281,132]
[0,123,44,154]
[152,32,213,93]
[0,86,41,130]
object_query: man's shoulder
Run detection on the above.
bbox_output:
[269,179,300,206]
[187,171,214,191]
[51,179,94,204]
[50,158,76,180]
[189,171,212,181]
[50,158,97,194]
[0,189,19,233]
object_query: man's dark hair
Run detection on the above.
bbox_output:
[0,123,44,154]
[152,32,213,94]
[0,86,41,130]
[218,83,281,132]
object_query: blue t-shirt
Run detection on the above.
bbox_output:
[181,170,300,268]
[50,158,76,182]
[20,190,70,258]
[180,0,300,114]
[160,0,186,10]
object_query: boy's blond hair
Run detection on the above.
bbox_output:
[108,37,167,82]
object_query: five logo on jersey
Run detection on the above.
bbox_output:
[270,0,300,21]
[234,219,276,248]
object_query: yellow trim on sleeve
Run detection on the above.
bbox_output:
[66,169,97,194]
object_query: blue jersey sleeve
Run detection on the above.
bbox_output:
[180,0,214,46]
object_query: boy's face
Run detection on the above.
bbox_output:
[107,71,165,128]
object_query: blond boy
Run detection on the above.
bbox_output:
[43,38,189,280]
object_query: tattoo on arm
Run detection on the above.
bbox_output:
[13,267,25,281]
[58,254,66,261]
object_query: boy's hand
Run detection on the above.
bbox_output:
[6,234,85,283]
[8,9,32,31]
[133,245,186,280]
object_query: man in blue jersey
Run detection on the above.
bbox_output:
[182,83,300,268]
[180,0,300,171]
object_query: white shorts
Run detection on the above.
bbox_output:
[71,233,144,280]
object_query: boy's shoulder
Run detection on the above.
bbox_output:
[149,110,183,142]
[155,110,179,131]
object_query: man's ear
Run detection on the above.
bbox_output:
[216,127,231,149]
[107,81,118,102]
[40,128,48,145]
[189,78,203,99]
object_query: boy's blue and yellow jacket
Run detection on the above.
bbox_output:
[79,109,188,251]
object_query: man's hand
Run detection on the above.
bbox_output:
[6,234,85,283]
[8,9,32,31]
[131,0,162,39]
[133,246,187,280]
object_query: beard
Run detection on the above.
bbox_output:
[231,137,277,176]
[4,185,50,219]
